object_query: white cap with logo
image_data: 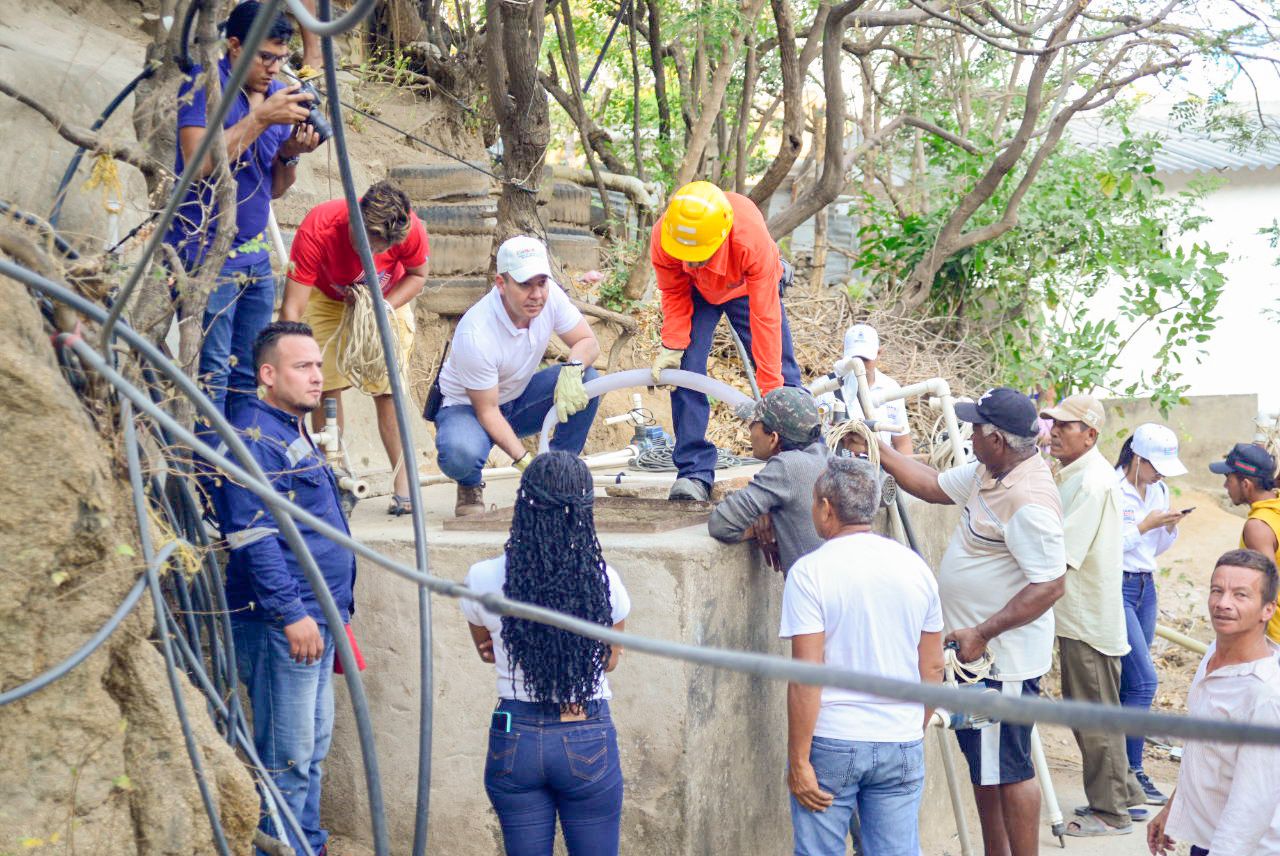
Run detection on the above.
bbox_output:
[843,324,880,360]
[1132,422,1188,477]
[496,235,553,283]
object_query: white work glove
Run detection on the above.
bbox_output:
[512,452,533,472]
[651,347,685,385]
[554,362,589,423]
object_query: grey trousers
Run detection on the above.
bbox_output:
[1057,636,1145,827]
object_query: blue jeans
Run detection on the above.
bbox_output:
[672,288,802,484]
[1120,572,1159,770]
[484,699,623,856]
[434,364,601,486]
[790,736,925,856]
[232,618,335,856]
[198,258,276,427]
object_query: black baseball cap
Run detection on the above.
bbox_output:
[954,387,1041,438]
[1209,443,1277,485]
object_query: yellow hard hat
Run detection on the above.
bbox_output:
[660,181,734,263]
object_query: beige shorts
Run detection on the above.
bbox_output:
[303,290,416,395]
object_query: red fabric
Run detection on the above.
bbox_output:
[334,622,367,674]
[289,198,429,302]
[650,191,786,392]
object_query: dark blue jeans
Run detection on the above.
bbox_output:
[672,289,802,484]
[1120,571,1159,770]
[232,618,335,856]
[484,699,623,856]
[434,364,601,486]
[197,258,276,428]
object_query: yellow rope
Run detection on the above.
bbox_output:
[82,152,124,213]
[824,419,881,467]
[335,287,401,391]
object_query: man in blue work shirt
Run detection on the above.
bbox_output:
[217,320,354,856]
[166,1,322,426]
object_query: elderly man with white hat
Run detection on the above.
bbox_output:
[430,236,601,516]
[824,323,913,454]
[1115,422,1188,807]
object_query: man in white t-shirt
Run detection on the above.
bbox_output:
[877,386,1065,856]
[781,456,944,855]
[430,237,601,515]
[818,324,912,453]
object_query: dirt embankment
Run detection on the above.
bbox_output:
[0,279,257,852]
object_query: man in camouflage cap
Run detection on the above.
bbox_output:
[709,387,830,573]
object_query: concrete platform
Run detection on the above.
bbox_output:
[323,483,982,854]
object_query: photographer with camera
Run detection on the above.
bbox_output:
[165,1,324,430]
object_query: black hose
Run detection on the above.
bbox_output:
[177,0,202,73]
[318,9,427,852]
[47,65,156,228]
[1,199,80,259]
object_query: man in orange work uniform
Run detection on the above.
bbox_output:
[650,181,802,501]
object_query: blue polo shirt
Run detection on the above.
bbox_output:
[165,55,294,270]
[216,398,356,626]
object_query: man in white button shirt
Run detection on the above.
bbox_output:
[430,237,601,515]
[1148,548,1280,856]
[820,324,913,453]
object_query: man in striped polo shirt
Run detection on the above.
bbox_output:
[877,387,1066,856]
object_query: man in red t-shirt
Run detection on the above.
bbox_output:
[649,181,801,501]
[280,181,429,513]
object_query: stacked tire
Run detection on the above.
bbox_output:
[543,181,600,272]
[389,161,494,315]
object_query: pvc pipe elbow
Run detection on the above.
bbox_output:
[338,476,370,499]
[537,369,754,453]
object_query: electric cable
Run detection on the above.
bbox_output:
[17,289,1280,747]
[282,0,378,37]
[1,199,81,259]
[630,439,753,472]
[318,16,425,848]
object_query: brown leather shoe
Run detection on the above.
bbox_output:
[455,482,486,517]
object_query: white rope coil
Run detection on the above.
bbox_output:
[336,287,401,392]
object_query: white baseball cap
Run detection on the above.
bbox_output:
[496,236,553,283]
[843,324,880,360]
[1132,422,1187,477]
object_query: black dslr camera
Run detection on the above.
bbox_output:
[296,79,333,143]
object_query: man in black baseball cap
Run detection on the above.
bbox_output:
[875,386,1066,855]
[1211,443,1280,643]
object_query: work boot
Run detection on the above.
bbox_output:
[668,477,710,502]
[455,482,486,517]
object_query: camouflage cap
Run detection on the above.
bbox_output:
[752,387,821,445]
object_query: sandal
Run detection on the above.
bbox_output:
[1074,804,1149,822]
[387,494,412,516]
[1064,813,1132,837]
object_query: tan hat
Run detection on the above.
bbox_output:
[1040,394,1105,430]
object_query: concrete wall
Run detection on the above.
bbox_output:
[1097,393,1259,493]
[325,496,973,855]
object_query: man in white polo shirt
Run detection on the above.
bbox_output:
[877,386,1065,856]
[781,457,944,856]
[819,324,912,452]
[430,236,601,515]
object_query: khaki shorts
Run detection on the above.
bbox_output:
[303,290,416,395]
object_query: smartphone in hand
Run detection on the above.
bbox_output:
[1180,507,1196,515]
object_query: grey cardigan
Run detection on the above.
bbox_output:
[708,441,830,572]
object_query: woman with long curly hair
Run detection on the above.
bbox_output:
[460,451,631,855]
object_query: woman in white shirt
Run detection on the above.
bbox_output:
[1116,423,1187,806]
[461,451,631,856]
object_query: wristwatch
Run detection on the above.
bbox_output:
[279,154,301,168]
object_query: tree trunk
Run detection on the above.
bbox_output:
[485,0,551,246]
[746,0,812,210]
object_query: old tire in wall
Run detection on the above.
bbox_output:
[414,203,497,236]
[548,227,600,271]
[428,234,492,276]
[546,182,591,227]
[389,162,492,202]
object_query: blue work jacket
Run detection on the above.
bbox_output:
[217,397,355,626]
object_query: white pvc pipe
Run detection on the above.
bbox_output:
[267,206,289,268]
[537,369,754,454]
[1031,726,1065,842]
[868,374,965,469]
